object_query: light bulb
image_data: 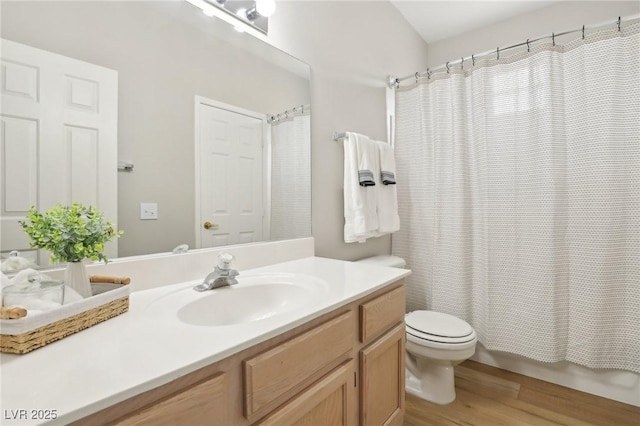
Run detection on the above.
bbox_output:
[256,0,276,17]
[234,9,246,32]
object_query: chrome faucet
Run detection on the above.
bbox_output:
[193,253,239,292]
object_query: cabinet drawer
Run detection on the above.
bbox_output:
[256,359,357,426]
[115,373,227,426]
[244,311,355,419]
[360,285,405,343]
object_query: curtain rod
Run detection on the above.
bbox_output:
[267,104,310,123]
[332,132,393,144]
[390,14,640,88]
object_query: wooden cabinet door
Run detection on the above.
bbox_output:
[115,373,228,426]
[360,324,405,426]
[257,359,357,426]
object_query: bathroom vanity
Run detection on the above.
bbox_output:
[0,256,410,425]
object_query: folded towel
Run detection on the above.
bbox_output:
[343,133,380,242]
[358,170,376,187]
[381,171,396,185]
[376,140,400,233]
[378,141,397,185]
[355,134,380,234]
[356,135,378,187]
[344,133,366,242]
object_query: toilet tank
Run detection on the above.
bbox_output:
[355,255,406,268]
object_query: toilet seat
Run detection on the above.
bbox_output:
[406,311,476,345]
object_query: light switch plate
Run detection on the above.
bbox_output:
[140,202,158,220]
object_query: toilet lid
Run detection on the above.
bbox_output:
[405,311,474,341]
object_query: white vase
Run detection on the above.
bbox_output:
[64,261,92,298]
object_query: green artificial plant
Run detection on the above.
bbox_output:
[19,203,122,264]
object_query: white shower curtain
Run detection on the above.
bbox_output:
[270,113,311,240]
[393,23,640,372]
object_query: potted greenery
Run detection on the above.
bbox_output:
[20,203,122,298]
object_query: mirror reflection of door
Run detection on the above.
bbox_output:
[0,39,118,266]
[195,97,267,248]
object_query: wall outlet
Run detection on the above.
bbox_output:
[140,202,158,220]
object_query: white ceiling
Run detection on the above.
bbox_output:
[390,1,557,43]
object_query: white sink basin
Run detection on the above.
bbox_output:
[144,273,329,327]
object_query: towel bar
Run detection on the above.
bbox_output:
[333,132,347,141]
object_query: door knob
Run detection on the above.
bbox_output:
[203,221,218,230]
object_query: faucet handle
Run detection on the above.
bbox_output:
[217,252,235,270]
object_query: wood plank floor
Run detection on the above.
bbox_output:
[404,360,640,426]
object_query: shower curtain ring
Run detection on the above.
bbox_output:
[496,47,500,60]
[446,61,450,73]
[552,32,555,46]
[395,78,400,88]
[460,57,464,70]
[526,39,530,52]
[415,72,419,83]
[582,25,585,39]
[618,16,621,31]
[427,68,431,79]
[472,54,475,66]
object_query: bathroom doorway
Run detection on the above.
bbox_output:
[194,97,268,248]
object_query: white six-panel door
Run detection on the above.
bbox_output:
[195,97,265,248]
[0,39,118,266]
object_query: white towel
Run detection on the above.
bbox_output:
[379,141,397,185]
[356,135,376,187]
[343,133,380,243]
[344,133,366,242]
[376,140,400,233]
[355,134,379,231]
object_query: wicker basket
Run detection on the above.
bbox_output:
[0,285,129,354]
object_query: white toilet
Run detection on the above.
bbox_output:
[356,255,477,405]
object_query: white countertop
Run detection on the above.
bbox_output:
[0,257,410,425]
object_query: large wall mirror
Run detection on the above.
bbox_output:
[0,0,311,268]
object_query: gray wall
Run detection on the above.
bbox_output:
[267,1,430,260]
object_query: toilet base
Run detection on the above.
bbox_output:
[405,354,456,405]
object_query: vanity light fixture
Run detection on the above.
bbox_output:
[245,7,260,22]
[187,0,217,17]
[247,0,276,21]
[234,8,247,33]
[185,0,274,36]
[256,0,276,18]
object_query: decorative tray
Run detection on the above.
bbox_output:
[0,283,129,354]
